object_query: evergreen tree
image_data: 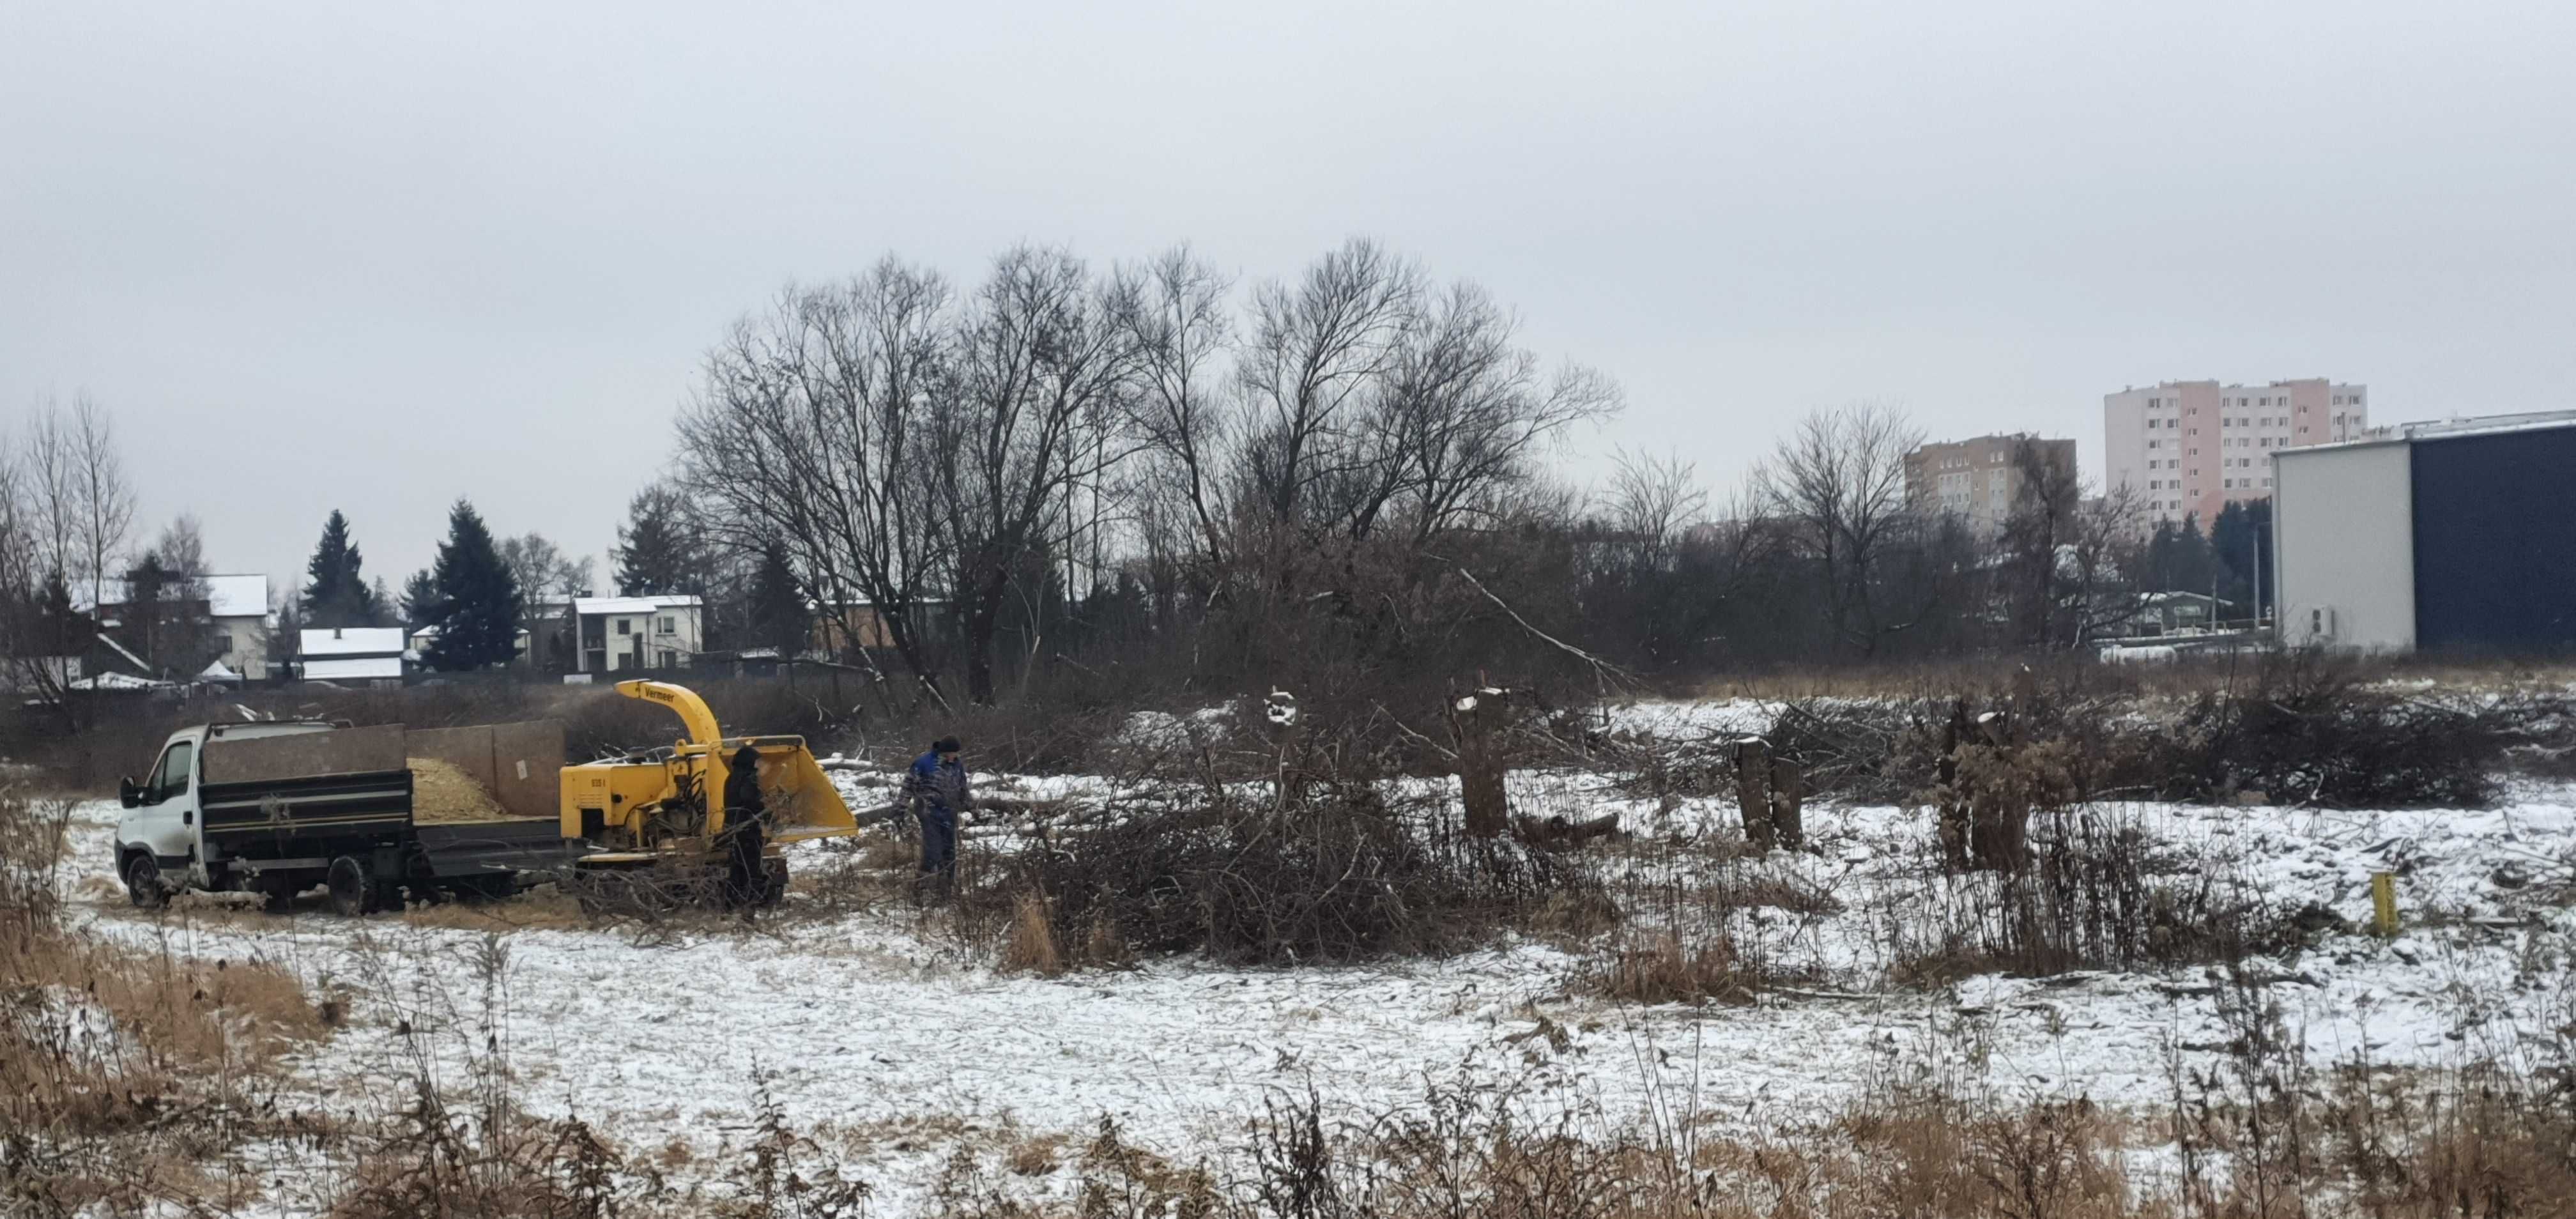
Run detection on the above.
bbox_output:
[2209,498,2274,620]
[2142,514,2220,597]
[120,550,202,673]
[422,500,522,670]
[33,571,88,656]
[613,484,698,597]
[398,568,441,629]
[300,510,381,627]
[746,539,806,657]
[272,599,303,670]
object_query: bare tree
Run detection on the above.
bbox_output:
[1754,403,1926,655]
[1117,245,1236,569]
[1577,449,1715,670]
[498,532,592,620]
[0,437,79,722]
[125,516,217,675]
[3,398,134,709]
[1605,448,1708,572]
[677,258,956,691]
[1237,238,1424,530]
[71,396,135,614]
[1998,439,2083,646]
[929,245,1144,704]
[1342,282,1621,543]
[22,403,82,595]
[2064,484,2151,647]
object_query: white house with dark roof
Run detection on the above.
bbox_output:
[571,595,703,673]
[298,626,406,685]
[75,573,275,679]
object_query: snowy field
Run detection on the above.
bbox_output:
[53,704,2576,1215]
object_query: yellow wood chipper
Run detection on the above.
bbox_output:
[559,679,857,905]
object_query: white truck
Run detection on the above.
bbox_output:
[114,719,572,915]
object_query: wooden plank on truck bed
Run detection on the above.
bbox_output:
[486,719,566,822]
[203,724,406,785]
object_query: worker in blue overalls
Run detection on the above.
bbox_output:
[906,736,969,899]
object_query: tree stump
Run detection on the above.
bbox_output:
[1767,756,1805,849]
[1450,687,1510,838]
[1733,737,1776,850]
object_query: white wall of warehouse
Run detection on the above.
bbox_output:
[2273,441,2416,651]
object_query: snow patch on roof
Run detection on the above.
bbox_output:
[574,595,701,616]
[300,627,406,656]
[202,574,270,618]
[72,573,268,618]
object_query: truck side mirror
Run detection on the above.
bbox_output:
[118,777,142,809]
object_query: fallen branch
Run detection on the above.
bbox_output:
[1374,702,1460,763]
[1448,564,1635,694]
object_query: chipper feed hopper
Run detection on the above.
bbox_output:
[560,680,855,904]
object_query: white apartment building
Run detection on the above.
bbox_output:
[2103,379,2368,524]
[570,595,705,673]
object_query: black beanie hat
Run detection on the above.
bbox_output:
[934,737,961,754]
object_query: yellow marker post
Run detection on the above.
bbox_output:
[2370,871,2400,937]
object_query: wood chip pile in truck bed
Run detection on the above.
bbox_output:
[407,757,528,824]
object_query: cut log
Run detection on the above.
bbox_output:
[1512,810,1621,850]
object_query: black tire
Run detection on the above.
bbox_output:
[326,856,369,917]
[123,854,167,910]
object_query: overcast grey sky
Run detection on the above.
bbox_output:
[5,1,2572,596]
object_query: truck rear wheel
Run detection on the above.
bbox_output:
[124,854,167,910]
[326,857,369,917]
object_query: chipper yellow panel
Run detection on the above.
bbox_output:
[556,680,857,851]
[558,759,681,843]
[752,740,857,843]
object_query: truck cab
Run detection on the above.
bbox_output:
[115,723,270,902]
[115,720,415,913]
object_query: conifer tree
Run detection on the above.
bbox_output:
[613,485,698,597]
[746,539,806,657]
[300,510,382,627]
[422,500,522,670]
[399,569,441,629]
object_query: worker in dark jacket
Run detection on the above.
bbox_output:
[720,743,768,909]
[907,737,969,898]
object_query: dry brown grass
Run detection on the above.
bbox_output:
[3,790,334,1215]
[1591,929,1763,1006]
[1007,1133,1068,1177]
[397,883,592,932]
[1003,889,1064,975]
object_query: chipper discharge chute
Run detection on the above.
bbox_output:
[560,680,855,907]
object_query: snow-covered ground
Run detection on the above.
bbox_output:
[53,719,2576,1215]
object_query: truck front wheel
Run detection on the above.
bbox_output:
[326,857,369,917]
[123,854,167,910]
